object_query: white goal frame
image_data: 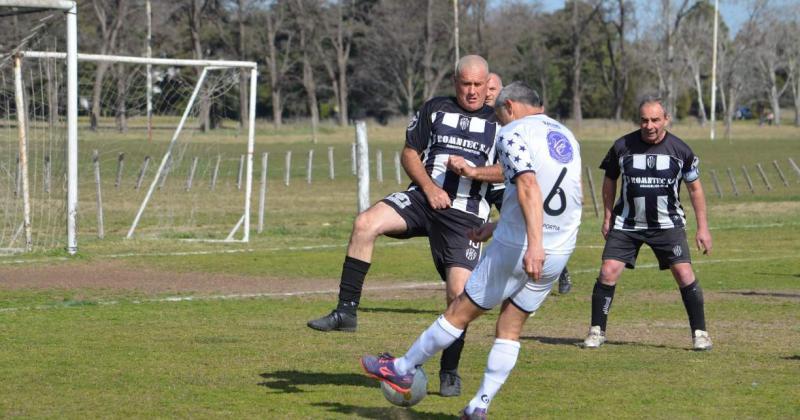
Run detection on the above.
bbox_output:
[0,0,78,253]
[3,1,258,252]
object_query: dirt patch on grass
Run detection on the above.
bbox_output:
[0,259,443,298]
[711,201,800,218]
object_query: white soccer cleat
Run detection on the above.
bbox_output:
[692,330,713,351]
[583,326,606,349]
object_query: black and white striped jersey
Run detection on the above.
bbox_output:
[600,130,700,230]
[406,96,499,220]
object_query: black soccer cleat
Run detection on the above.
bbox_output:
[306,310,357,332]
[558,268,572,294]
[439,369,461,397]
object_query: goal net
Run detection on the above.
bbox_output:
[0,2,256,254]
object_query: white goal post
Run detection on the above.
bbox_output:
[1,1,258,253]
[0,0,78,254]
[23,51,259,244]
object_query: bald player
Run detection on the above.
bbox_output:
[308,55,503,397]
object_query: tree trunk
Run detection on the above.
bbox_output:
[301,47,319,143]
[570,0,583,126]
[91,62,110,131]
[115,66,127,133]
[692,68,707,125]
[422,0,436,100]
[335,0,350,126]
[337,55,348,126]
[238,0,248,129]
[793,76,800,127]
[189,0,210,133]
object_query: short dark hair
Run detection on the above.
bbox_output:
[639,94,669,117]
[495,81,543,108]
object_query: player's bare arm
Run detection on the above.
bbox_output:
[446,156,504,183]
[401,146,450,209]
[601,176,617,239]
[516,172,545,281]
[686,179,712,255]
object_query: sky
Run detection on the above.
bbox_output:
[505,0,785,36]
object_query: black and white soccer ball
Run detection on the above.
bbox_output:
[380,367,428,407]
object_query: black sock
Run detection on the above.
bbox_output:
[440,327,467,373]
[680,280,706,332]
[336,256,371,315]
[591,280,616,331]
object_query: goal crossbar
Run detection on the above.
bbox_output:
[16,50,258,246]
[0,1,75,10]
[22,51,257,69]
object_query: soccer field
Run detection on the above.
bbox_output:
[0,120,798,418]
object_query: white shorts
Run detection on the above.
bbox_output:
[464,240,571,313]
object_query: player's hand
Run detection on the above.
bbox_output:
[468,222,496,242]
[423,185,451,209]
[523,245,545,281]
[447,156,475,178]
[696,228,712,255]
[601,219,611,240]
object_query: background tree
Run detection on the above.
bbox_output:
[88,0,129,131]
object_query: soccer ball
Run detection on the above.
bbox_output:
[380,367,428,407]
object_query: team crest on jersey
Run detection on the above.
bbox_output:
[547,131,573,164]
[465,247,478,261]
[407,112,419,131]
[458,116,470,131]
[647,155,656,169]
[672,245,682,257]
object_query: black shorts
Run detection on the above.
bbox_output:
[602,228,691,270]
[381,189,483,281]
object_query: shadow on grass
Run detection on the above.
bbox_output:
[721,291,800,299]
[312,402,452,420]
[258,370,375,393]
[781,355,800,361]
[753,272,800,278]
[360,307,441,316]
[520,335,682,350]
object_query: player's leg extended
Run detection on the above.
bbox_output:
[439,265,472,396]
[307,201,407,332]
[462,300,528,417]
[360,294,484,391]
[671,262,711,350]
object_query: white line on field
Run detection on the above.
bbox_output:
[0,221,796,265]
[0,254,795,314]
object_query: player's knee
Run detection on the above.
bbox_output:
[352,211,380,238]
[671,264,695,285]
[598,263,622,285]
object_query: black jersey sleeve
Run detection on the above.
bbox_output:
[405,100,434,152]
[682,150,700,182]
[599,143,621,179]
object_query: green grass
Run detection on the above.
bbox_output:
[0,119,799,418]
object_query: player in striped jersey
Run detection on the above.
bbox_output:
[582,95,713,351]
[307,55,503,396]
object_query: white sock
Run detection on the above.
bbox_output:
[467,338,520,413]
[394,315,463,375]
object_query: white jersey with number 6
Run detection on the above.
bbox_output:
[493,114,582,254]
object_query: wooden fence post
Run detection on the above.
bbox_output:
[756,163,772,191]
[726,168,739,196]
[135,156,151,190]
[115,152,125,188]
[93,150,104,239]
[585,166,599,218]
[258,152,268,234]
